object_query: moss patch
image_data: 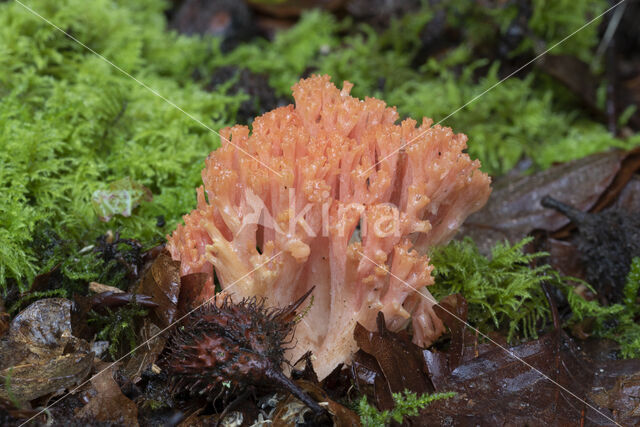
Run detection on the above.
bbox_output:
[0,0,245,290]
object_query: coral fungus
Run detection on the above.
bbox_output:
[168,74,491,378]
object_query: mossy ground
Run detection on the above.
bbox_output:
[1,0,638,356]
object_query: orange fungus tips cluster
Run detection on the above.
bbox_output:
[167,75,492,379]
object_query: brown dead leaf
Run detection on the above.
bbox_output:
[591,372,640,421]
[350,350,395,411]
[136,250,181,328]
[176,273,211,318]
[537,53,640,132]
[609,175,640,212]
[548,237,586,279]
[0,299,8,339]
[459,149,638,254]
[354,312,433,398]
[76,362,138,426]
[432,294,468,371]
[420,329,640,425]
[349,293,640,425]
[415,295,640,426]
[537,54,602,119]
[0,299,93,405]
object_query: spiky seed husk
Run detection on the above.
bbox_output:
[162,289,324,414]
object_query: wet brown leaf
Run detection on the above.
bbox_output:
[350,350,395,411]
[548,237,586,279]
[420,330,640,426]
[591,372,640,421]
[415,296,640,425]
[537,54,601,119]
[136,250,181,329]
[350,293,640,425]
[432,294,468,371]
[459,149,637,254]
[176,273,210,318]
[0,396,39,422]
[354,312,433,398]
[0,299,93,405]
[75,362,138,426]
[27,264,59,293]
[609,175,640,212]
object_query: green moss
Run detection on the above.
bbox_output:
[88,300,149,360]
[565,257,640,358]
[145,399,167,411]
[7,289,68,315]
[0,0,245,291]
[430,237,640,357]
[429,237,557,342]
[437,0,606,62]
[220,3,638,176]
[212,10,342,95]
[386,62,639,174]
[358,390,455,427]
[526,0,607,62]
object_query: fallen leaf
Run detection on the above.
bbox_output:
[136,250,181,329]
[420,330,639,425]
[591,372,640,421]
[0,296,8,339]
[548,237,586,279]
[75,362,139,426]
[459,149,634,254]
[416,296,640,425]
[537,54,602,120]
[0,299,93,405]
[349,292,640,425]
[350,350,395,411]
[176,273,211,318]
[27,264,60,293]
[608,175,640,212]
[354,312,433,398]
[431,294,468,371]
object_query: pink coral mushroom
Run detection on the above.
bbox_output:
[167,74,491,379]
